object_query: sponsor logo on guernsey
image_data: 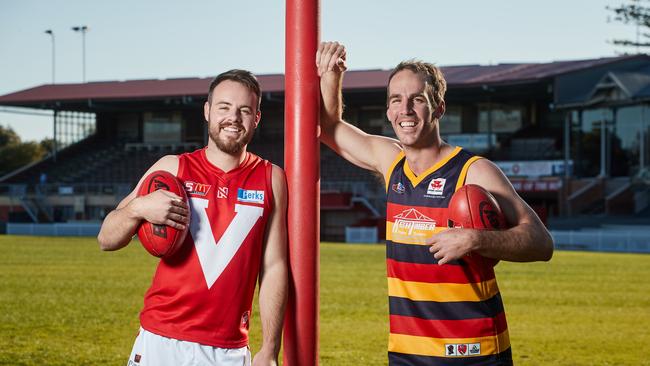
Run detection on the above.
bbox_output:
[217,187,228,199]
[237,188,265,204]
[458,344,468,355]
[391,182,405,194]
[241,310,251,330]
[444,343,481,357]
[446,344,457,356]
[127,354,142,365]
[185,181,212,197]
[392,208,436,236]
[426,177,446,196]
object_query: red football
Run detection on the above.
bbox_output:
[447,184,507,230]
[136,170,189,258]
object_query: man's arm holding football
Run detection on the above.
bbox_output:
[252,165,288,366]
[97,155,189,251]
[317,41,401,176]
[428,159,554,264]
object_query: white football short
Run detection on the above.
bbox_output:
[127,327,251,366]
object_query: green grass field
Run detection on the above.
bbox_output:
[1,235,649,365]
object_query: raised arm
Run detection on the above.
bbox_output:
[97,155,189,251]
[428,159,554,264]
[252,165,288,366]
[317,41,401,177]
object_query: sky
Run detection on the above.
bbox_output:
[0,0,637,142]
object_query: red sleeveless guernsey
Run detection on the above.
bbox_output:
[140,149,273,348]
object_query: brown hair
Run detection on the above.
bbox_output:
[387,60,447,109]
[207,69,261,109]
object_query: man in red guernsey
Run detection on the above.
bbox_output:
[97,69,287,366]
[317,42,553,365]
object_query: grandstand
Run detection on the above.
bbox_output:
[1,54,650,241]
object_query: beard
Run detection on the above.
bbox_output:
[208,121,255,155]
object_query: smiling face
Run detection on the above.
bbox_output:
[386,70,442,148]
[203,80,260,155]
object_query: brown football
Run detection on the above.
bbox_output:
[447,184,507,230]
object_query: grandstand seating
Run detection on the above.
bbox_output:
[319,148,381,187]
[2,136,383,194]
[508,138,559,160]
[2,135,104,184]
[490,137,561,161]
[0,135,387,232]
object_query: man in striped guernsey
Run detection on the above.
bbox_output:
[317,42,554,365]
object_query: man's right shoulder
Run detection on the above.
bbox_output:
[375,139,403,176]
[150,155,181,176]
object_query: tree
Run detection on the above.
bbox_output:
[608,0,650,50]
[0,125,48,177]
[40,138,55,155]
[0,125,21,148]
[0,142,46,177]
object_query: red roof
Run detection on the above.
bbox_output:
[0,55,644,106]
[440,57,636,84]
[0,75,285,104]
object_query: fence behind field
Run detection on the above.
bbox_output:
[345,227,378,243]
[4,222,650,254]
[551,227,650,253]
[7,222,101,236]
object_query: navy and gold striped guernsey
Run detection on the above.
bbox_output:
[385,146,512,365]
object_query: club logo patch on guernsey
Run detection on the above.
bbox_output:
[185,181,212,197]
[217,187,228,199]
[237,188,265,204]
[445,343,481,357]
[391,182,405,194]
[426,178,446,196]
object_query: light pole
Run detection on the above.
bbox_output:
[44,29,55,83]
[71,25,89,82]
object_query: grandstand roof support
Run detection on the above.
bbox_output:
[53,110,58,162]
[282,0,320,365]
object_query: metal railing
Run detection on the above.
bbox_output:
[7,222,101,236]
[0,183,132,197]
[551,229,650,253]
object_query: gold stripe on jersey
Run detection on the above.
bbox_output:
[403,146,462,187]
[387,277,500,302]
[385,150,406,192]
[386,223,446,245]
[388,330,511,357]
[455,156,483,192]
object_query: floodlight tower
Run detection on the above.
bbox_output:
[71,25,89,82]
[44,29,55,84]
